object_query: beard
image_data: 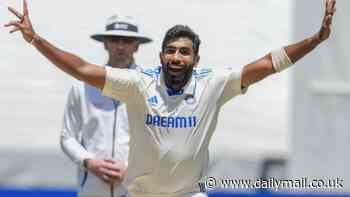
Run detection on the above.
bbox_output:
[162,62,194,91]
[108,53,134,68]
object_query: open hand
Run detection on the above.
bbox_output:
[4,0,36,43]
[317,0,336,42]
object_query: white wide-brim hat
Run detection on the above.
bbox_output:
[91,14,152,44]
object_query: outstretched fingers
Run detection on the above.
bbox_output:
[324,0,336,27]
[4,20,22,28]
[8,7,23,20]
[23,0,29,16]
[318,0,336,41]
[326,0,336,16]
[10,27,21,33]
[5,0,35,43]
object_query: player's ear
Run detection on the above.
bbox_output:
[193,55,200,67]
[103,41,108,50]
[159,51,165,65]
[134,42,139,52]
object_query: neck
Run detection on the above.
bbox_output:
[165,80,187,91]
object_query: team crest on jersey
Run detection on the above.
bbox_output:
[148,96,158,106]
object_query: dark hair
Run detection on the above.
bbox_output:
[162,25,201,56]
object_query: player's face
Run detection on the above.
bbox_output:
[104,36,138,66]
[160,37,199,91]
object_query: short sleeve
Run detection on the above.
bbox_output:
[218,68,247,106]
[102,66,141,102]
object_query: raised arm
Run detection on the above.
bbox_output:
[4,0,106,89]
[241,0,336,88]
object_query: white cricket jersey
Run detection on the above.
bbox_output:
[102,65,245,197]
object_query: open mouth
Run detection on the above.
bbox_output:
[163,62,193,84]
[167,64,186,75]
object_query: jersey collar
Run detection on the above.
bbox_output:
[105,63,137,69]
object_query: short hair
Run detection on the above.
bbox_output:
[162,25,201,56]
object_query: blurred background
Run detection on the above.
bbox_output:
[0,0,349,196]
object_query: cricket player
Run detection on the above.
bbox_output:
[5,0,336,196]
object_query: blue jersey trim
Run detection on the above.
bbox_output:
[194,68,212,79]
[141,66,161,78]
